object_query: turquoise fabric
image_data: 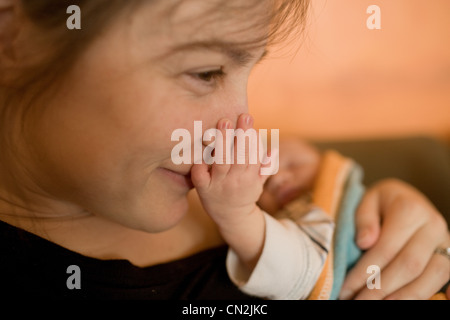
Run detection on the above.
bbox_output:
[329,164,365,300]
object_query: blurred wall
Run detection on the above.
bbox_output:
[248,0,450,142]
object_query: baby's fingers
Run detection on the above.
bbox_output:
[210,119,232,181]
[231,114,257,173]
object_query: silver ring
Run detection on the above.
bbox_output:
[434,247,450,260]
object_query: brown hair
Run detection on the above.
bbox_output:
[2,0,309,85]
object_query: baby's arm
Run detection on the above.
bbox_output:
[191,115,330,300]
[191,114,268,272]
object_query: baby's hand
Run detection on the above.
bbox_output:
[191,114,269,230]
[191,114,271,271]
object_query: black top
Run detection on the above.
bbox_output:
[0,219,259,300]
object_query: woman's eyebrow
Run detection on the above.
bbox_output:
[163,40,267,66]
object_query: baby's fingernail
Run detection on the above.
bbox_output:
[245,115,253,126]
[220,120,231,130]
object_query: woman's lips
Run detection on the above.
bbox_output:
[159,167,194,189]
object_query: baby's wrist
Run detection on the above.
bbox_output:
[217,205,266,272]
[214,205,263,235]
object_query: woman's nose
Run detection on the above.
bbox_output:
[212,87,249,129]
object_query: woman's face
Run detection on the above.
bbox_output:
[22,0,269,232]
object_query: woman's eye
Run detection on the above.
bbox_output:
[190,68,225,85]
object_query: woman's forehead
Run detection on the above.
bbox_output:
[134,0,272,46]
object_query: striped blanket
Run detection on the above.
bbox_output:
[307,151,446,300]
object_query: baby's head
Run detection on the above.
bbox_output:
[258,139,321,214]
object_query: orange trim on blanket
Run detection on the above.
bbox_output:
[312,151,353,219]
[430,293,447,300]
[307,151,353,300]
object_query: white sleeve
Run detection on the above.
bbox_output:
[226,212,326,300]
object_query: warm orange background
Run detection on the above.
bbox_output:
[248,0,450,142]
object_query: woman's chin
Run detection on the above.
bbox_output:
[136,197,190,233]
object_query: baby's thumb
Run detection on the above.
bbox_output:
[190,163,211,189]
